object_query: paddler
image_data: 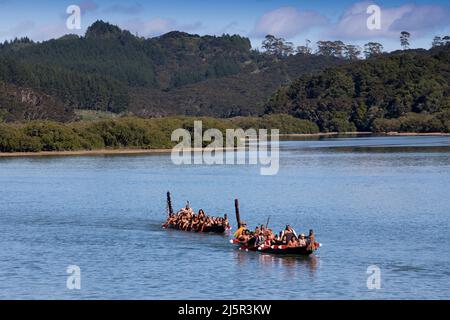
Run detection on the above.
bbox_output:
[307,229,318,250]
[298,233,307,247]
[233,221,247,238]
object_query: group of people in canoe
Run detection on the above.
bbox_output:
[233,222,319,251]
[163,202,230,232]
[162,194,320,255]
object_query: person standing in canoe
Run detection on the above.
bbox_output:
[307,229,318,250]
[233,221,247,238]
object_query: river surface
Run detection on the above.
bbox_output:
[0,135,449,299]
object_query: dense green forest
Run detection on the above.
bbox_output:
[0,21,344,120]
[0,115,319,152]
[265,45,450,132]
[1,20,450,151]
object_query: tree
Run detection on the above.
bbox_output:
[432,36,443,47]
[444,36,450,46]
[264,48,450,133]
[433,35,450,47]
[316,40,345,58]
[296,39,312,55]
[282,41,295,56]
[296,45,309,55]
[344,45,362,60]
[262,35,282,56]
[333,40,346,58]
[363,42,383,58]
[316,41,333,56]
[400,31,410,50]
[262,35,294,57]
[261,35,278,55]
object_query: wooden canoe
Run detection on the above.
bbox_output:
[230,239,320,256]
[163,223,231,234]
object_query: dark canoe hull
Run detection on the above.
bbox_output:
[230,239,317,256]
[262,245,314,256]
[163,224,230,234]
[203,225,229,233]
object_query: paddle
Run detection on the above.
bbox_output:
[234,198,241,228]
[265,216,271,229]
[166,191,174,215]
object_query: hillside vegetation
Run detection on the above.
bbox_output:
[0,115,318,152]
[1,21,449,135]
[265,45,450,132]
[0,21,342,121]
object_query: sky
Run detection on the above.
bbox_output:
[0,0,449,51]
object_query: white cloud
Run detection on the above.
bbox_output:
[123,18,202,37]
[103,3,144,15]
[251,6,328,38]
[129,18,175,36]
[78,0,98,14]
[0,20,76,42]
[219,22,247,35]
[389,4,450,32]
[329,1,450,40]
[0,20,35,38]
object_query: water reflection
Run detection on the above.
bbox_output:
[1,135,449,299]
[234,249,319,278]
[281,135,450,154]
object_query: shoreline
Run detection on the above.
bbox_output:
[1,132,449,158]
[280,132,372,137]
[384,132,450,136]
[281,132,450,137]
[0,148,173,158]
[0,146,241,158]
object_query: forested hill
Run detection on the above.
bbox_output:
[2,20,449,132]
[0,20,342,121]
[265,45,450,133]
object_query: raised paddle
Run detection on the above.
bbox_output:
[166,191,174,215]
[265,216,271,229]
[234,199,241,228]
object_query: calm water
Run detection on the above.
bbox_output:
[0,136,449,299]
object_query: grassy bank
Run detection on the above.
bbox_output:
[0,114,319,153]
[2,113,450,154]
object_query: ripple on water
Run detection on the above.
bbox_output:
[0,136,449,299]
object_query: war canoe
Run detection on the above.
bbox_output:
[230,239,320,256]
[163,223,231,234]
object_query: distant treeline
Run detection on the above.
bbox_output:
[0,115,319,152]
[1,20,450,135]
[0,21,253,115]
[0,21,344,120]
[265,46,450,132]
[4,21,448,121]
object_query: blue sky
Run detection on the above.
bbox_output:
[1,0,449,51]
